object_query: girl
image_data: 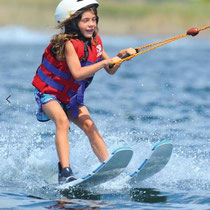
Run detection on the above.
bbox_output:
[32,0,136,184]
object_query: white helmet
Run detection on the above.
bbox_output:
[54,0,99,25]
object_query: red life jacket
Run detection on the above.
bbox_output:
[32,34,103,118]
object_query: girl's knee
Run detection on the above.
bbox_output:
[83,119,96,134]
[56,116,70,130]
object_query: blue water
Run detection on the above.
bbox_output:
[0,26,210,209]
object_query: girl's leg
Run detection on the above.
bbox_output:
[42,100,70,168]
[67,106,109,162]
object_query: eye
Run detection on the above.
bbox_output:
[81,18,89,23]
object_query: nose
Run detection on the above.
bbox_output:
[89,19,96,27]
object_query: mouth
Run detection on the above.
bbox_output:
[85,29,95,34]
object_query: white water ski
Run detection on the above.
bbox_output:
[129,140,173,184]
[57,147,133,190]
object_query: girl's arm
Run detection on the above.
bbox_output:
[65,40,114,81]
[102,50,121,75]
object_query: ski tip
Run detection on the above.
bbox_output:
[111,146,133,155]
[152,140,173,151]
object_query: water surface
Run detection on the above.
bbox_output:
[0,26,210,209]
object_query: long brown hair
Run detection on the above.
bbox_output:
[50,5,99,60]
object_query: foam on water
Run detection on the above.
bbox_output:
[1,112,209,192]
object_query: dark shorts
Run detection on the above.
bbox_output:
[34,88,71,122]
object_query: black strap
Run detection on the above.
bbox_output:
[82,40,90,62]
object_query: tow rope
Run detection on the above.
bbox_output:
[111,25,210,68]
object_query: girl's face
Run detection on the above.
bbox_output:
[78,9,97,38]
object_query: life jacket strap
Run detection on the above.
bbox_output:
[70,80,87,118]
[37,68,64,91]
[43,57,70,80]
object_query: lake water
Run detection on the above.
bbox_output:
[0,26,210,209]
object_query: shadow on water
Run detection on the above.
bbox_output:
[24,188,167,209]
[130,188,167,203]
[26,189,104,209]
[61,187,101,200]
[60,187,167,204]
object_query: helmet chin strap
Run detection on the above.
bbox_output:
[60,27,65,34]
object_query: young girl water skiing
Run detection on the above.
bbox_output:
[32,0,136,184]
